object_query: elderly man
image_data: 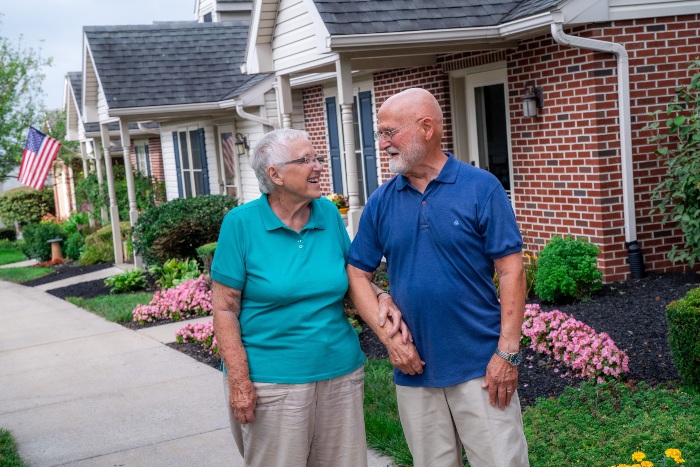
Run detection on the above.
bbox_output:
[348,88,529,467]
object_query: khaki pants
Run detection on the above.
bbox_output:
[224,366,367,467]
[396,377,529,467]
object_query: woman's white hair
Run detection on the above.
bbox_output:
[250,128,311,194]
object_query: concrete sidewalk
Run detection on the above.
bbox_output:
[0,272,395,466]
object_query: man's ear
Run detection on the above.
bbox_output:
[267,166,284,187]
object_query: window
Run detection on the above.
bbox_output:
[172,127,209,198]
[133,140,151,177]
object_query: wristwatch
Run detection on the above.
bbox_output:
[495,348,522,366]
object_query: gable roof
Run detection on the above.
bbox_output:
[67,71,83,110]
[84,21,253,110]
[312,0,561,35]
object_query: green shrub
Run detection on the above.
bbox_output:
[75,165,165,222]
[104,268,147,293]
[20,222,64,261]
[534,235,602,304]
[0,227,16,241]
[60,211,92,260]
[80,221,130,265]
[666,287,700,389]
[196,242,217,276]
[132,195,237,266]
[149,258,201,290]
[0,186,54,227]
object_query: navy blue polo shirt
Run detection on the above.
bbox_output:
[348,153,522,387]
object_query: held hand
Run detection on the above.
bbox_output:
[377,294,413,344]
[228,377,257,424]
[482,355,519,410]
[385,332,425,375]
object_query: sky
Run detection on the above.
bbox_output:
[1,0,196,111]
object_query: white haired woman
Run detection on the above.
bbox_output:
[211,129,404,467]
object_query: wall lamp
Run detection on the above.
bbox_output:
[522,81,544,117]
[235,133,249,156]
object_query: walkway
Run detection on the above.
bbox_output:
[0,264,395,466]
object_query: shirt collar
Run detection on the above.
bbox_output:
[395,152,459,191]
[259,194,327,231]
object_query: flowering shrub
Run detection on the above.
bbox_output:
[132,275,212,324]
[610,448,685,466]
[326,193,348,209]
[176,321,218,354]
[522,303,629,382]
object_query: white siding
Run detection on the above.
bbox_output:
[271,0,332,73]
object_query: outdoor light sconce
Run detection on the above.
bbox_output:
[522,81,544,117]
[235,133,249,156]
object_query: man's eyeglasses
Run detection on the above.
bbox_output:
[373,117,426,142]
[280,155,326,166]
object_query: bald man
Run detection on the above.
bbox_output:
[347,88,529,467]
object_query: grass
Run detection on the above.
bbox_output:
[0,266,52,283]
[363,359,700,466]
[0,428,28,467]
[66,292,154,323]
[0,248,26,266]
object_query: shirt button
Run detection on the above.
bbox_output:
[422,201,426,205]
[299,245,303,249]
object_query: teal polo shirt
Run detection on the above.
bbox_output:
[211,194,365,384]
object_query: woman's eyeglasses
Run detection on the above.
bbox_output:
[280,155,326,166]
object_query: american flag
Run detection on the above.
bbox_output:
[221,132,236,183]
[18,127,62,190]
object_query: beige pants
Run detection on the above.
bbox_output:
[396,377,529,467]
[224,366,367,467]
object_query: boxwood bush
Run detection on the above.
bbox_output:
[20,222,64,261]
[132,195,237,267]
[534,235,602,304]
[666,287,700,389]
[80,221,131,265]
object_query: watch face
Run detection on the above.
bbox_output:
[511,353,522,366]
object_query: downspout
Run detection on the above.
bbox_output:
[235,105,277,129]
[551,20,645,278]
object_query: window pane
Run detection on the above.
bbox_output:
[183,172,192,198]
[190,130,202,170]
[193,170,203,195]
[179,132,190,169]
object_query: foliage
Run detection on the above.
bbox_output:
[74,165,165,222]
[79,221,129,265]
[67,292,154,323]
[60,211,91,260]
[0,428,28,467]
[326,193,348,209]
[0,186,54,227]
[43,109,81,166]
[524,381,700,465]
[522,303,629,382]
[132,275,212,324]
[666,287,700,390]
[348,316,363,334]
[132,195,237,267]
[534,235,602,303]
[176,321,218,354]
[643,59,700,267]
[104,268,147,294]
[0,30,51,182]
[611,448,687,467]
[19,221,63,261]
[148,258,201,290]
[363,359,412,467]
[0,266,52,283]
[196,242,217,276]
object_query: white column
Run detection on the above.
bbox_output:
[119,119,141,266]
[91,138,109,225]
[276,75,293,129]
[336,55,361,237]
[99,123,124,265]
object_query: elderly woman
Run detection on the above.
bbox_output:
[211,129,401,467]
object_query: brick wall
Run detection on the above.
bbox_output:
[148,137,164,183]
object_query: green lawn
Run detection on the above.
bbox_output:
[0,248,26,266]
[67,292,154,323]
[363,359,700,466]
[0,266,52,283]
[0,428,28,467]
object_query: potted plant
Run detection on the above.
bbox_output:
[326,193,349,214]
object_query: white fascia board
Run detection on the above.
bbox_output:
[108,102,222,118]
[326,12,560,51]
[289,72,340,88]
[217,1,253,12]
[276,54,338,76]
[220,75,277,108]
[610,0,700,20]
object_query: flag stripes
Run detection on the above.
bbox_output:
[18,127,62,190]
